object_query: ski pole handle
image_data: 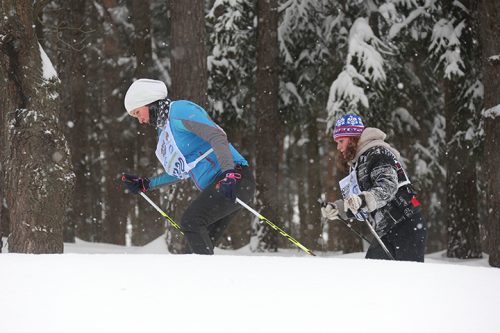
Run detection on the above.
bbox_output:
[236,198,316,256]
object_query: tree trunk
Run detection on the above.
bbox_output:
[255,0,280,252]
[441,0,482,260]
[168,0,208,253]
[0,130,7,253]
[478,0,500,267]
[444,79,482,258]
[170,0,207,105]
[99,0,130,245]
[51,0,88,243]
[0,1,74,253]
[132,0,153,79]
[63,1,105,243]
[130,0,164,246]
[295,127,308,247]
[302,113,322,250]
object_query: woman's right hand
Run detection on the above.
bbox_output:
[121,174,150,194]
[321,202,340,220]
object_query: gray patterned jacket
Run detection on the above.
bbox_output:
[341,128,420,236]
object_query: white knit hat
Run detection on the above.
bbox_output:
[124,79,168,114]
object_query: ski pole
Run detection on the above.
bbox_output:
[318,199,394,259]
[334,216,373,245]
[361,216,395,260]
[236,198,316,256]
[140,192,184,235]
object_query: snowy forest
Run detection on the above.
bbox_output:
[0,0,499,267]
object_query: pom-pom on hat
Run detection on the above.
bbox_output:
[124,79,168,114]
[333,114,365,140]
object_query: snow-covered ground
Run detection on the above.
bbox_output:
[1,237,499,333]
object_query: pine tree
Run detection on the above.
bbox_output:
[278,0,357,251]
[206,0,257,250]
[428,0,482,258]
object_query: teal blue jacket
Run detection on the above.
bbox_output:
[149,100,248,191]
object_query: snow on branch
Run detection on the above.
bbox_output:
[488,55,500,65]
[39,43,59,82]
[328,65,369,106]
[347,18,389,82]
[393,0,420,8]
[381,0,435,40]
[388,6,428,40]
[326,65,369,129]
[429,18,466,78]
[278,0,316,64]
[326,17,391,127]
[452,0,469,14]
[483,105,500,119]
[462,79,483,112]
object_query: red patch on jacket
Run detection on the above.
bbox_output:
[411,196,421,208]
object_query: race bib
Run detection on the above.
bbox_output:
[155,120,212,179]
[339,166,369,221]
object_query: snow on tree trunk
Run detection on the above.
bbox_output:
[478,0,500,267]
[0,1,74,253]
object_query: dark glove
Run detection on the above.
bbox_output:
[121,174,150,194]
[216,169,242,202]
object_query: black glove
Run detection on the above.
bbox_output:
[216,169,242,202]
[121,174,150,194]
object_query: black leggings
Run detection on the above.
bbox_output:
[180,166,255,254]
[365,211,427,262]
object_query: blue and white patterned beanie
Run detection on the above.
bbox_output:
[333,114,365,140]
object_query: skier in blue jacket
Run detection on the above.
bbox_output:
[121,79,255,254]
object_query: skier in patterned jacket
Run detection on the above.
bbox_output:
[121,79,255,255]
[321,114,427,262]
